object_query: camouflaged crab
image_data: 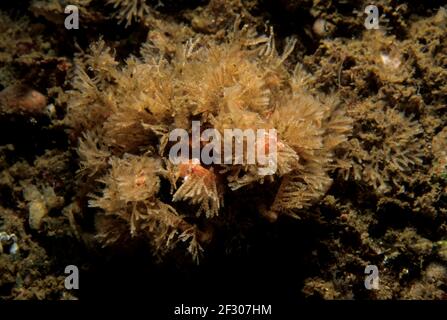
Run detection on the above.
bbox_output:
[65,20,351,262]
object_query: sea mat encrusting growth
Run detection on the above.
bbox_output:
[0,10,69,91]
[295,7,447,299]
[339,100,424,194]
[65,21,351,262]
[302,13,447,199]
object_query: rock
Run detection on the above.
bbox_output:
[0,84,47,115]
[29,200,48,230]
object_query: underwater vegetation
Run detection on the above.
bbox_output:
[0,0,446,300]
[106,0,151,27]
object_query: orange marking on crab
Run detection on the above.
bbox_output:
[256,131,282,155]
[135,173,146,187]
[177,160,216,187]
